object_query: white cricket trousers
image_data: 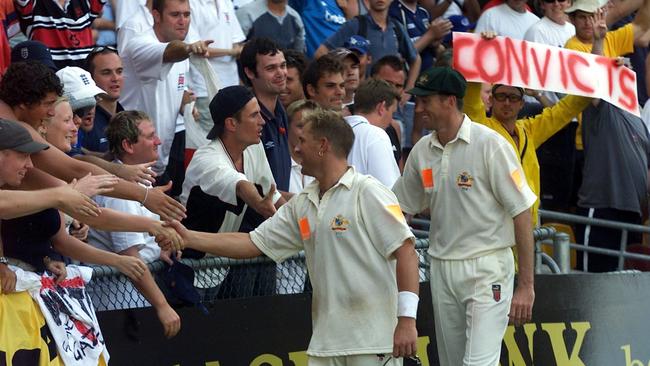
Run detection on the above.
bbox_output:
[309,354,402,366]
[429,248,514,366]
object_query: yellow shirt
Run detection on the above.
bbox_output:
[464,82,591,223]
[564,23,635,149]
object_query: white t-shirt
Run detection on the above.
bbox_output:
[524,16,575,48]
[250,167,415,356]
[345,115,401,188]
[181,138,281,233]
[393,115,537,260]
[114,0,148,30]
[474,3,539,40]
[119,24,189,173]
[289,157,315,194]
[88,176,161,264]
[186,0,246,94]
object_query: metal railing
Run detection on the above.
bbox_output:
[87,211,650,311]
[540,209,650,272]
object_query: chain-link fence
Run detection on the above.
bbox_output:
[87,225,559,312]
[87,238,431,311]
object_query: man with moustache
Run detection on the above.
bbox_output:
[240,38,292,194]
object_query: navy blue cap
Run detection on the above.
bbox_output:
[207,85,256,140]
[344,35,370,55]
[11,40,57,71]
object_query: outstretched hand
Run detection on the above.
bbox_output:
[117,161,157,184]
[144,181,187,221]
[57,184,102,218]
[253,184,277,219]
[149,220,184,252]
[71,173,119,197]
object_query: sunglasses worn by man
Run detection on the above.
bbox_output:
[493,92,524,102]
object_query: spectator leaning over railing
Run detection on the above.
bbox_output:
[393,67,536,366]
[0,118,148,292]
[180,86,285,298]
[163,109,420,365]
[0,62,188,258]
[86,110,181,338]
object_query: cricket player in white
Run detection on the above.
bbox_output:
[393,67,537,366]
[163,109,420,365]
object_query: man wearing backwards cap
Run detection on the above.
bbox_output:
[393,67,537,366]
[180,85,285,296]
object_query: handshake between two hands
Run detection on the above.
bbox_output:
[149,220,190,252]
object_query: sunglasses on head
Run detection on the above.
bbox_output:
[74,105,94,119]
[89,45,118,55]
[493,92,523,102]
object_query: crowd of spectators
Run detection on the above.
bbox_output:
[0,0,649,359]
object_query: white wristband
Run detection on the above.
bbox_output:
[397,291,419,319]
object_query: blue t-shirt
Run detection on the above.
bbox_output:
[389,1,434,71]
[324,14,418,65]
[290,0,346,58]
[81,103,124,153]
[260,99,291,192]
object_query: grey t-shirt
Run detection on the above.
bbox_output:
[579,102,650,214]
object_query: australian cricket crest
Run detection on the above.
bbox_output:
[456,171,474,190]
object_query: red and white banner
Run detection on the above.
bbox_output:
[452,32,640,116]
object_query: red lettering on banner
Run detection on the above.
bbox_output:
[530,47,551,88]
[567,54,594,94]
[595,57,615,97]
[505,38,529,85]
[618,67,638,112]
[558,51,568,89]
[475,39,505,82]
[453,37,479,79]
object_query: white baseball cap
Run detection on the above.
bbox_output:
[56,66,107,101]
[56,66,108,112]
[565,0,609,14]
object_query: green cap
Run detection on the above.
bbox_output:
[408,67,467,98]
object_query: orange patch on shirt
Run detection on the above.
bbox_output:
[386,205,406,222]
[421,168,434,188]
[298,217,311,240]
[510,168,524,190]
